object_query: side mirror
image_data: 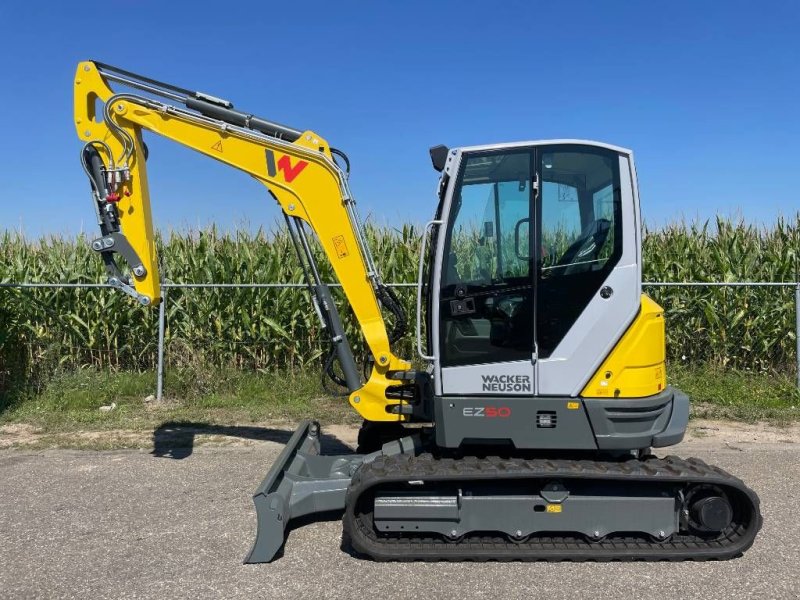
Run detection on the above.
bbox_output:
[429,145,449,172]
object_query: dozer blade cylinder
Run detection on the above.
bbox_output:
[244,420,365,564]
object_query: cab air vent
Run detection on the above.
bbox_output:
[536,411,557,428]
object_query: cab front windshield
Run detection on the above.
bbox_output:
[443,152,532,287]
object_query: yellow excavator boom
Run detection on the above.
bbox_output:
[73,60,410,421]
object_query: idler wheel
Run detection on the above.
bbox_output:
[691,495,733,532]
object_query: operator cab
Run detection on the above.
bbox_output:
[426,141,641,399]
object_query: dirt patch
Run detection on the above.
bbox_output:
[319,423,359,447]
[2,419,797,452]
[0,424,45,448]
[0,426,153,450]
[684,419,800,449]
[0,420,355,452]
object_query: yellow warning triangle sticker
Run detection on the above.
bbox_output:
[211,140,223,153]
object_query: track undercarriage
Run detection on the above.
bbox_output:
[345,452,761,561]
[246,421,761,563]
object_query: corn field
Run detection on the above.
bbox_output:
[1,216,798,395]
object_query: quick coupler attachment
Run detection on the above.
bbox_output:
[244,420,365,564]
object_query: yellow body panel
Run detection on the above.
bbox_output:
[73,61,410,421]
[580,294,667,399]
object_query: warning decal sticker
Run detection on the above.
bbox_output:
[332,235,349,259]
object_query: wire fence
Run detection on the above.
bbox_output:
[1,281,799,398]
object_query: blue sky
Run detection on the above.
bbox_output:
[0,1,797,237]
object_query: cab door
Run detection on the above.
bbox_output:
[437,149,536,396]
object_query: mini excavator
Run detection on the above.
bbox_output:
[73,61,761,562]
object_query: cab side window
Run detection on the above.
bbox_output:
[536,147,623,357]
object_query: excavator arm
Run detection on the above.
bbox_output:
[73,61,410,421]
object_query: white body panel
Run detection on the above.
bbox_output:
[441,360,533,396]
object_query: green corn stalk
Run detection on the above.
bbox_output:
[0,215,797,389]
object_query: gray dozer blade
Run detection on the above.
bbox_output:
[244,420,365,563]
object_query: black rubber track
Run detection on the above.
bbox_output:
[342,453,762,562]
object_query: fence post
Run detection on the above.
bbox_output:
[156,286,167,401]
[796,283,800,391]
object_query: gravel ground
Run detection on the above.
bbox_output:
[0,421,797,600]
